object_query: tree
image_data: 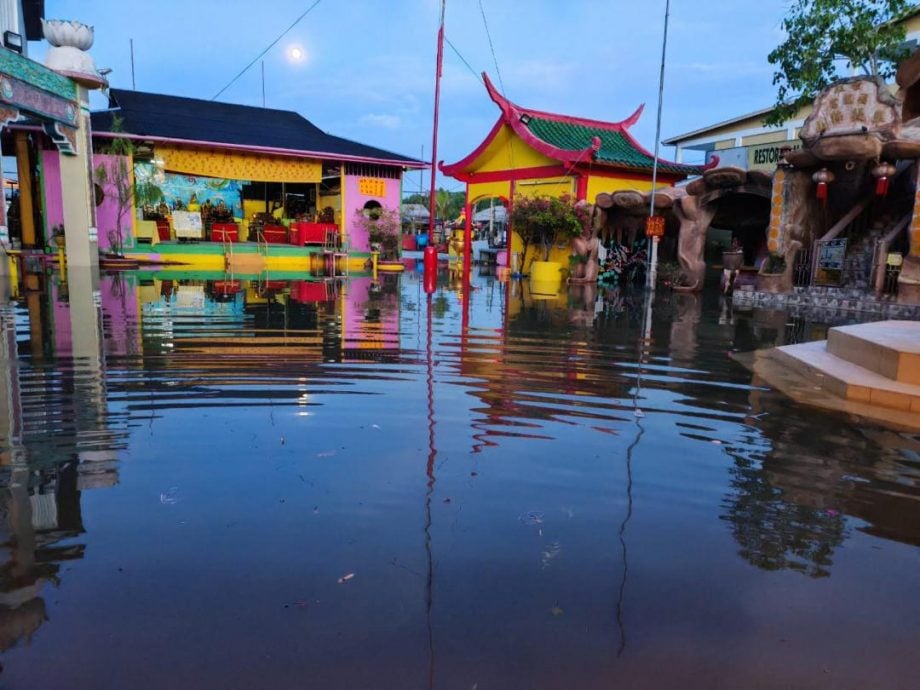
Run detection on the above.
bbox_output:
[766,0,911,126]
[94,116,135,255]
[402,188,464,220]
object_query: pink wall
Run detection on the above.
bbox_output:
[92,154,128,253]
[41,150,64,245]
[343,175,402,252]
[41,151,127,252]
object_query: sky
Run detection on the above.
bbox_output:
[32,0,795,191]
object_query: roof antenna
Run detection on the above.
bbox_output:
[130,38,136,90]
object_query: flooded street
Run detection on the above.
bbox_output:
[0,267,918,689]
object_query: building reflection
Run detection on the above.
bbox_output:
[0,267,124,652]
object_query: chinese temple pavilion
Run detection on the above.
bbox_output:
[441,72,702,214]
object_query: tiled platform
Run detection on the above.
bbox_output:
[754,320,920,425]
[826,321,920,384]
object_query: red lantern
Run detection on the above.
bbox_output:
[812,168,835,207]
[872,161,897,197]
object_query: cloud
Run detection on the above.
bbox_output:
[359,113,402,129]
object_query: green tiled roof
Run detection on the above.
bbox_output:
[525,116,699,175]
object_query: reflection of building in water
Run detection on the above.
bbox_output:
[130,274,401,365]
[719,368,920,578]
[0,269,126,651]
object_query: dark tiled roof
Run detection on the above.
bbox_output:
[91,89,423,166]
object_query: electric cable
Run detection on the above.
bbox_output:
[211,0,323,101]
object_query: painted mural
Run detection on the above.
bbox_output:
[134,163,245,218]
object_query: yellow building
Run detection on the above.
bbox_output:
[441,73,703,267]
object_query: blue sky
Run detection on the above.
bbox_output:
[34,0,793,189]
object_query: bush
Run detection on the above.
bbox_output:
[354,207,401,259]
[510,194,582,266]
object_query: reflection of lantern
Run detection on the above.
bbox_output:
[812,168,835,206]
[872,161,897,197]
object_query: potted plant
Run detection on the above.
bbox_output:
[318,206,336,224]
[510,194,582,287]
[355,207,401,261]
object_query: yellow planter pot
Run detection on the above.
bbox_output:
[529,260,563,296]
[530,260,563,283]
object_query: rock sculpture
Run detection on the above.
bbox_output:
[569,203,601,284]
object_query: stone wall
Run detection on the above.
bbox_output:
[733,285,920,320]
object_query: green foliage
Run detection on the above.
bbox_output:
[403,188,464,220]
[766,0,910,126]
[510,194,583,264]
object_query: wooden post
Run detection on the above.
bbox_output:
[14,132,36,248]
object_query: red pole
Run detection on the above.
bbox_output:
[505,182,515,271]
[462,199,472,290]
[424,0,447,295]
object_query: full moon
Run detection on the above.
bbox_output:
[288,46,305,62]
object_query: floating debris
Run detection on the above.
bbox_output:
[520,511,544,526]
[159,487,180,505]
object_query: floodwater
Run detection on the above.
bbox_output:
[0,266,918,690]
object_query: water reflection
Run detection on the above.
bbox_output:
[0,265,916,687]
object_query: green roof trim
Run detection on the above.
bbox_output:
[0,48,77,102]
[525,116,701,175]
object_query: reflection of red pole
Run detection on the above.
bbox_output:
[424,291,436,689]
[426,294,436,477]
[424,0,447,295]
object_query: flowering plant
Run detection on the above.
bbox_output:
[354,207,401,259]
[510,193,582,265]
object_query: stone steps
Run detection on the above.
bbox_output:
[827,321,920,384]
[770,320,920,413]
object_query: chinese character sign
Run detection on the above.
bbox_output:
[358,178,387,198]
[645,215,665,238]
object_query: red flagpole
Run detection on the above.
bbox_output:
[424,0,447,295]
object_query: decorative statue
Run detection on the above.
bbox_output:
[569,202,602,284]
[673,195,715,291]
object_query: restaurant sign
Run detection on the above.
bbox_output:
[748,142,801,171]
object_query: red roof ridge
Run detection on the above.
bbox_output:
[482,72,644,133]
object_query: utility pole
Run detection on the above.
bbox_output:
[646,0,671,291]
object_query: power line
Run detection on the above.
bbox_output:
[478,0,505,95]
[444,36,482,83]
[211,0,323,101]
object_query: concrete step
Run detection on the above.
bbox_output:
[772,340,920,412]
[827,320,920,384]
